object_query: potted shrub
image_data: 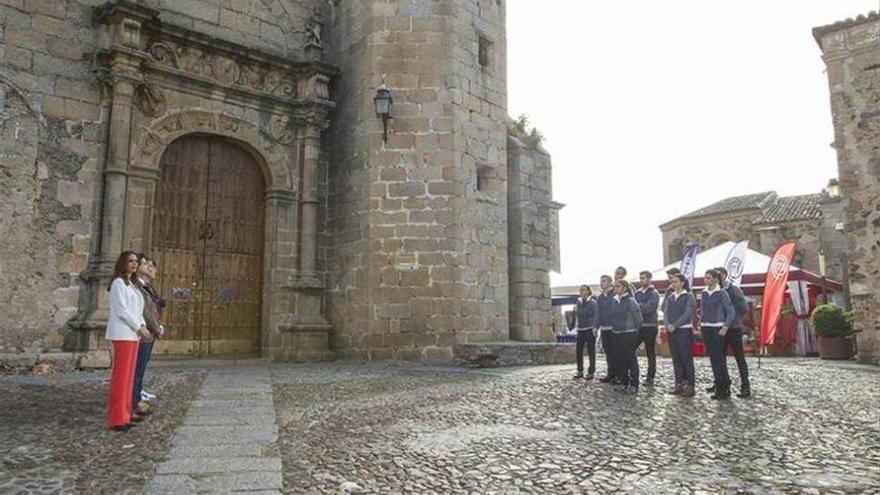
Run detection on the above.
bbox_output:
[812,303,858,360]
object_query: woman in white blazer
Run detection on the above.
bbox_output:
[105,251,149,431]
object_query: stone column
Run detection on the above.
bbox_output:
[100,58,142,267]
[66,5,153,362]
[278,110,333,361]
[299,122,321,278]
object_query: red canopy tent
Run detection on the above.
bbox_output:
[649,242,843,356]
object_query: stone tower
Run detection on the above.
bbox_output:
[814,12,880,365]
[324,0,512,361]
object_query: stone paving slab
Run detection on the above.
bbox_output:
[156,457,282,475]
[147,366,281,495]
[167,444,267,459]
[146,472,283,493]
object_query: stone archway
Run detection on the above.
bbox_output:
[67,2,336,363]
[149,135,267,357]
[123,110,301,359]
[707,232,733,248]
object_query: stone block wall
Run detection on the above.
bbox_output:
[814,13,880,364]
[818,195,847,282]
[661,213,757,265]
[449,0,509,344]
[1,1,106,352]
[324,0,510,362]
[507,136,556,342]
[0,0,318,353]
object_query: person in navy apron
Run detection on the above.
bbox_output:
[595,275,617,384]
[700,269,735,399]
[609,280,643,393]
[715,266,752,398]
[634,271,659,386]
[663,273,696,397]
[573,285,599,380]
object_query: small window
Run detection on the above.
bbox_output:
[477,165,493,192]
[478,36,491,67]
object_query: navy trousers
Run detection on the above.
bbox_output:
[601,329,616,378]
[575,329,597,375]
[614,331,640,388]
[637,326,658,379]
[669,329,695,386]
[723,327,750,390]
[131,340,154,412]
[702,326,731,390]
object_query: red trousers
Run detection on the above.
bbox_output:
[107,340,139,427]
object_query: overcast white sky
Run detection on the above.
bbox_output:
[506,0,877,288]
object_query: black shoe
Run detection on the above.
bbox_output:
[711,389,731,400]
[705,385,716,393]
[614,385,627,393]
[598,375,612,383]
[573,373,584,380]
[642,378,654,387]
[737,388,751,398]
[584,373,594,380]
[110,424,132,432]
[131,414,146,423]
[611,377,621,386]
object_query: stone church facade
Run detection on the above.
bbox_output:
[814,12,880,365]
[0,0,560,363]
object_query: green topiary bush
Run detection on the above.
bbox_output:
[811,303,858,338]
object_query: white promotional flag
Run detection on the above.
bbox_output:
[723,240,749,286]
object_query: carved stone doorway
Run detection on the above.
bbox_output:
[150,135,265,358]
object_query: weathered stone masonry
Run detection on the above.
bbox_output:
[814,12,880,365]
[0,0,560,363]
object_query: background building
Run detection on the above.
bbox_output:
[659,185,846,281]
[0,0,560,363]
[814,11,880,365]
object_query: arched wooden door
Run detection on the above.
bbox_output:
[150,136,265,357]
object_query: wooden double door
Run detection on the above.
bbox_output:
[151,136,265,357]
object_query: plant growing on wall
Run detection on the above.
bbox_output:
[507,114,544,151]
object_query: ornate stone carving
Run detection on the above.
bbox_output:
[134,83,166,117]
[141,132,164,158]
[146,38,297,98]
[148,40,179,67]
[218,114,241,133]
[267,114,296,145]
[299,73,330,100]
[306,7,324,47]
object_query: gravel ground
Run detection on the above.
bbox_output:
[0,368,203,494]
[272,359,880,494]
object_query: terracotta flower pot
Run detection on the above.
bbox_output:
[818,336,854,360]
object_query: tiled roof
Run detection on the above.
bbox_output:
[673,191,776,221]
[753,194,824,225]
[813,10,879,41]
[664,191,827,227]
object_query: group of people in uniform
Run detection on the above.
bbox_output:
[571,266,751,399]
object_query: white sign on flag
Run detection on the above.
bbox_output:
[723,240,749,286]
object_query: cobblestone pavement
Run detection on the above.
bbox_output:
[2,358,878,494]
[272,358,880,494]
[0,368,202,494]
